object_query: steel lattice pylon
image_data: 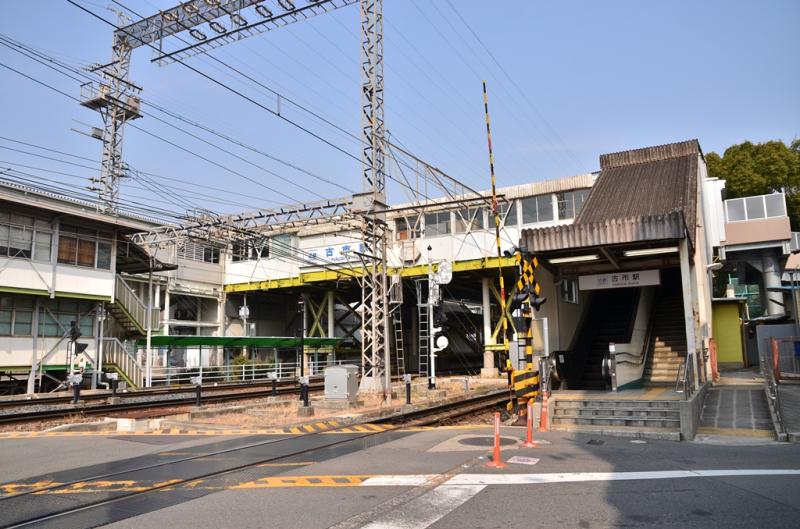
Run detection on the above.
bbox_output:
[83,0,391,394]
[98,38,132,211]
[357,0,389,394]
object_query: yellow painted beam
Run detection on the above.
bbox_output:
[225,256,517,293]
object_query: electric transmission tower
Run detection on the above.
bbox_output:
[79,0,390,393]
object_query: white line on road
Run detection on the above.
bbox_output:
[360,475,439,487]
[358,484,486,529]
[445,469,800,486]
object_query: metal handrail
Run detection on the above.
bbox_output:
[763,339,786,435]
[102,337,143,388]
[148,360,352,387]
[675,356,694,399]
[115,274,160,332]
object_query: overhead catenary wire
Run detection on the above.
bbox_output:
[68,2,490,214]
[0,36,340,200]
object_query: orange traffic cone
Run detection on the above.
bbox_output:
[486,411,507,468]
[520,399,538,448]
[539,392,549,432]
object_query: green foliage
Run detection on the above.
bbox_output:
[231,354,252,366]
[706,140,800,228]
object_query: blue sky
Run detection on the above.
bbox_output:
[0,0,798,218]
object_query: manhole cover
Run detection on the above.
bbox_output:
[586,439,605,445]
[458,436,517,447]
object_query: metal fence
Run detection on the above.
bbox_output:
[148,359,353,386]
[770,337,800,379]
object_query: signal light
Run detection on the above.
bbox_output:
[69,321,81,341]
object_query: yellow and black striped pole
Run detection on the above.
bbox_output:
[482,81,509,375]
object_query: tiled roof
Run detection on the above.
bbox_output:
[522,140,701,253]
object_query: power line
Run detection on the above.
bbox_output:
[68,0,367,168]
[0,34,346,200]
[443,0,587,173]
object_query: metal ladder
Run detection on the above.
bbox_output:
[391,307,406,377]
[389,275,405,378]
[415,279,429,379]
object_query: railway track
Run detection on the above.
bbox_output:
[0,380,323,425]
[0,389,507,528]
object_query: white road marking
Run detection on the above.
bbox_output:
[358,485,486,529]
[507,456,540,466]
[446,469,800,486]
[360,475,438,487]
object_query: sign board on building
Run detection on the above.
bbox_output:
[578,269,660,291]
[306,242,365,265]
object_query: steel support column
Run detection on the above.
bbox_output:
[357,0,389,395]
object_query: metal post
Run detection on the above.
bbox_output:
[271,376,277,397]
[792,272,800,339]
[72,380,80,405]
[195,383,202,407]
[299,376,310,407]
[404,373,412,405]
[97,303,105,385]
[242,293,249,360]
[146,270,153,388]
[427,245,436,390]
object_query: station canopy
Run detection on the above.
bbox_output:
[137,336,341,348]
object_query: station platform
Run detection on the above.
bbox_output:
[1,417,799,529]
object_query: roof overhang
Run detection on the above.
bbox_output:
[522,211,686,253]
[0,180,161,232]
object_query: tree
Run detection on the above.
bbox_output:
[706,140,800,228]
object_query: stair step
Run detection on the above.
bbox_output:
[646,370,681,378]
[555,400,680,410]
[647,376,678,382]
[552,416,681,428]
[553,408,679,419]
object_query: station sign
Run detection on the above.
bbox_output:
[578,269,660,291]
[306,242,365,264]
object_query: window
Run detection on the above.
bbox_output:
[178,240,222,264]
[0,213,52,261]
[203,247,220,264]
[500,201,517,229]
[232,241,268,262]
[521,195,554,224]
[38,298,95,337]
[726,199,746,221]
[424,211,451,237]
[745,196,765,220]
[0,295,35,336]
[395,216,421,240]
[556,189,591,220]
[725,194,787,222]
[270,233,298,258]
[454,208,484,233]
[560,279,578,304]
[57,224,112,269]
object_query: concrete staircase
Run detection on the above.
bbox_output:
[552,398,681,439]
[644,295,687,384]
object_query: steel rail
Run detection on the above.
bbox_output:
[0,382,324,424]
[0,377,322,409]
[1,390,506,528]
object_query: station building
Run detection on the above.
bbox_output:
[1,138,797,404]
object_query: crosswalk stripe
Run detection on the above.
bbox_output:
[357,484,486,529]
